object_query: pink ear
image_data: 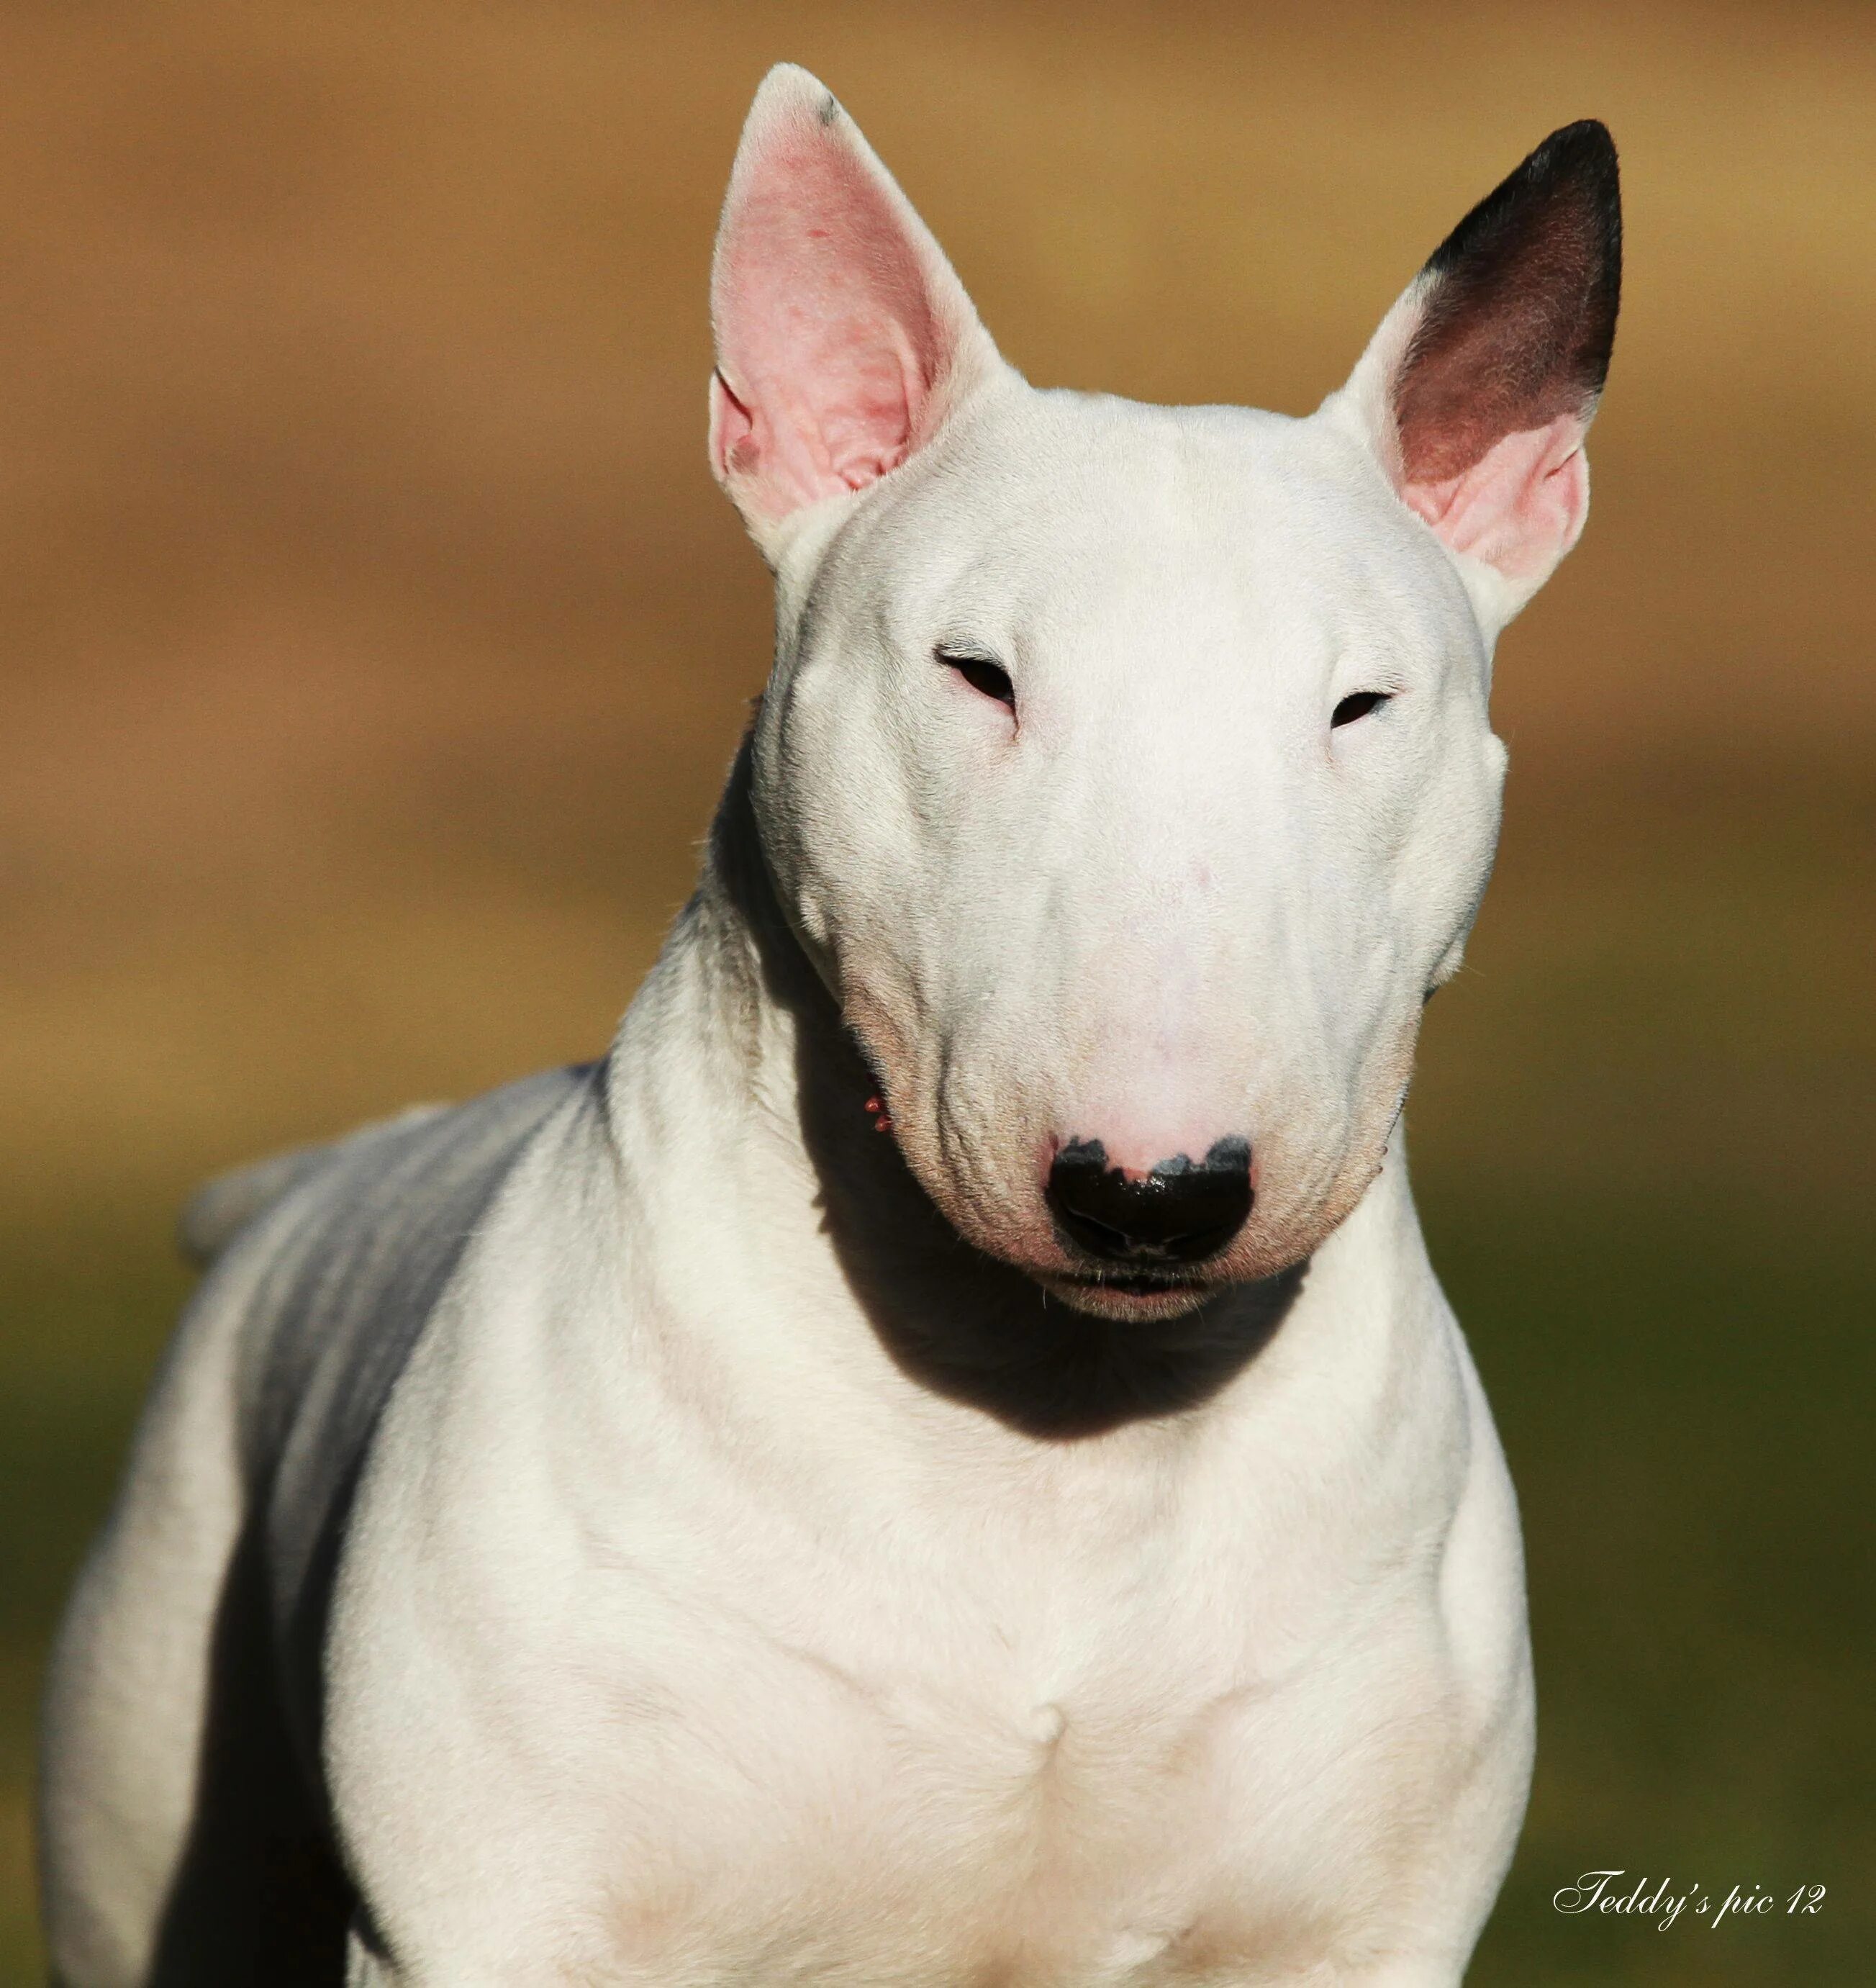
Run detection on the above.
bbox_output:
[1402,415,1590,581]
[1342,121,1620,612]
[710,68,995,531]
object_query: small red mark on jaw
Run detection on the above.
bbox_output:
[864,1093,894,1134]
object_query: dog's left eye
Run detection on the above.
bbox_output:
[937,647,1016,712]
[1331,690,1390,728]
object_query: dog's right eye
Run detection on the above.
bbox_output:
[936,647,1016,713]
[1331,690,1390,728]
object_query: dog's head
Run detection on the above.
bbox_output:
[709,67,1618,1321]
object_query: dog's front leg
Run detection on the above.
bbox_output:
[344,1924,391,1987]
[345,1923,420,1988]
[1320,1953,1470,1987]
[344,1924,527,1988]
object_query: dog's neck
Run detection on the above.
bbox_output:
[602,735,1330,1441]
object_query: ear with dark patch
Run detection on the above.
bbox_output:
[708,65,1002,551]
[1336,122,1621,624]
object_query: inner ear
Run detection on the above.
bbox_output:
[1331,120,1621,619]
[715,125,941,495]
[1394,121,1621,492]
[708,66,998,537]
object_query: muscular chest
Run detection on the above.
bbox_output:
[335,1256,1487,1985]
[570,1496,1459,1987]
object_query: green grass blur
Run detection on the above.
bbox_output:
[2,2,1871,1981]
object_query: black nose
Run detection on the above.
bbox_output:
[1046,1137,1253,1265]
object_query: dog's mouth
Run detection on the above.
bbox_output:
[1061,1268,1207,1296]
[1038,1263,1224,1320]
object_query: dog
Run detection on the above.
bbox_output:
[40,64,1619,1987]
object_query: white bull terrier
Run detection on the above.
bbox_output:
[40,65,1621,1988]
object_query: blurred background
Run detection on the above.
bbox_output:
[1,1,1870,1981]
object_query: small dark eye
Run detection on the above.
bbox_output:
[938,648,1015,711]
[1331,690,1390,728]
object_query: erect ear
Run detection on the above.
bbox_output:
[708,65,1002,553]
[1330,122,1621,632]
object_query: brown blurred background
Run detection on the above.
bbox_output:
[2,2,1870,1982]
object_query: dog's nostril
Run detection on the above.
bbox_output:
[1046,1137,1253,1266]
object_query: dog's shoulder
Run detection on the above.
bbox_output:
[175,1061,606,1666]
